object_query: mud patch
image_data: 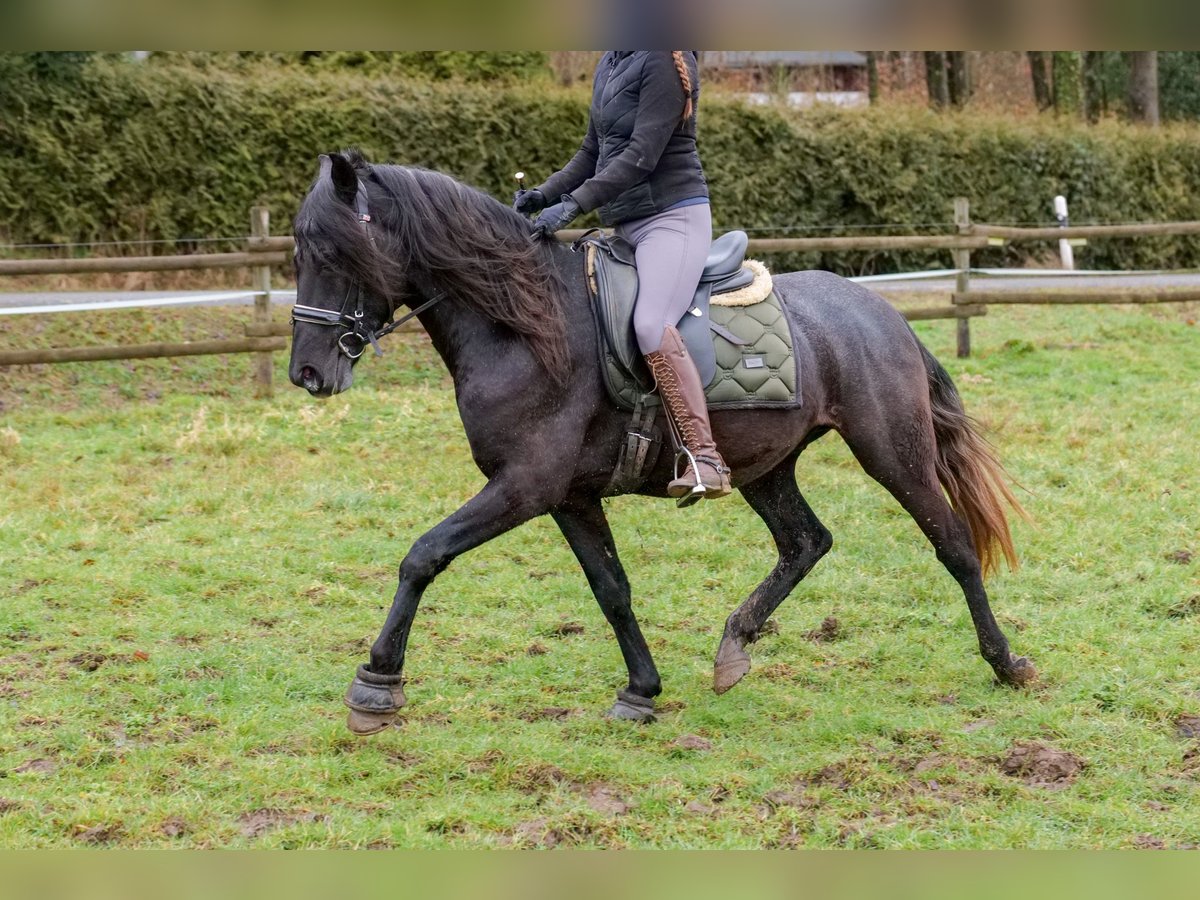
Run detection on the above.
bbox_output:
[507,817,563,848]
[74,823,123,845]
[68,651,109,672]
[759,787,817,815]
[1132,834,1167,850]
[805,616,841,643]
[525,642,548,656]
[551,622,585,637]
[237,808,327,839]
[158,817,188,838]
[510,763,570,793]
[1182,746,1200,773]
[1175,715,1200,740]
[998,741,1085,788]
[583,783,631,817]
[672,734,712,752]
[11,758,57,775]
[519,707,580,722]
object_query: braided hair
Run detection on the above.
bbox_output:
[670,50,694,124]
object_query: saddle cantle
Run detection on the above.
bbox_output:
[580,230,800,414]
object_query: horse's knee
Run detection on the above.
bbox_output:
[399,539,445,586]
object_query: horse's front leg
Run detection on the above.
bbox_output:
[552,497,661,722]
[344,477,553,735]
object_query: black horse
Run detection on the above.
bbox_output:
[289,151,1036,735]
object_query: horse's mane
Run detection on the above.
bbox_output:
[294,151,569,380]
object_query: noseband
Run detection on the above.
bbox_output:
[291,177,445,360]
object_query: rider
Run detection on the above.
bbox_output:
[514,50,731,505]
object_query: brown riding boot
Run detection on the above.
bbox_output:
[643,325,732,507]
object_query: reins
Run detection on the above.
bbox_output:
[291,175,446,359]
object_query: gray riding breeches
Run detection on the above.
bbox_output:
[614,202,712,355]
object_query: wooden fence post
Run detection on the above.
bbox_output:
[250,206,273,397]
[953,197,972,358]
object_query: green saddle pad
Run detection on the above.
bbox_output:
[600,289,801,412]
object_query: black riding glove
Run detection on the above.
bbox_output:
[530,195,582,238]
[512,188,547,215]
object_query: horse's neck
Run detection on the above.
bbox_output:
[412,244,587,388]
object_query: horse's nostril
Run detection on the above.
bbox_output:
[300,365,322,392]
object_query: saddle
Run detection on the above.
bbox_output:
[582,230,753,390]
[580,230,800,413]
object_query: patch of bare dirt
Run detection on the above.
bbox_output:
[583,783,632,817]
[997,741,1085,788]
[1165,549,1193,565]
[551,622,585,637]
[11,758,57,775]
[0,798,21,814]
[799,760,865,790]
[158,818,188,838]
[510,763,570,793]
[68,651,109,671]
[237,808,327,839]
[1182,746,1200,773]
[672,734,712,751]
[74,823,123,845]
[519,707,580,722]
[1175,715,1200,739]
[759,787,818,816]
[525,642,548,656]
[1132,834,1167,849]
[805,616,841,643]
[507,817,563,848]
[684,800,717,816]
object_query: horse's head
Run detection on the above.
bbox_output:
[289,152,397,398]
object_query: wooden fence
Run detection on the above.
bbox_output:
[2,201,1199,388]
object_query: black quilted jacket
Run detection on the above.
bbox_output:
[537,50,708,227]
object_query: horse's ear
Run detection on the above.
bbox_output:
[325,152,359,206]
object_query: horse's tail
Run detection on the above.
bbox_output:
[919,342,1028,577]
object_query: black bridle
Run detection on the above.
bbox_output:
[291,177,445,360]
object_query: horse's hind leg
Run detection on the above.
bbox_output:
[552,497,661,722]
[838,415,1036,687]
[714,453,832,694]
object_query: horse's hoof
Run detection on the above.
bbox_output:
[605,690,656,723]
[346,707,397,735]
[713,636,751,694]
[996,655,1038,688]
[344,664,407,736]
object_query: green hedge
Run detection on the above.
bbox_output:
[3,55,1200,273]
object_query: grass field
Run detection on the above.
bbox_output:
[0,298,1197,849]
